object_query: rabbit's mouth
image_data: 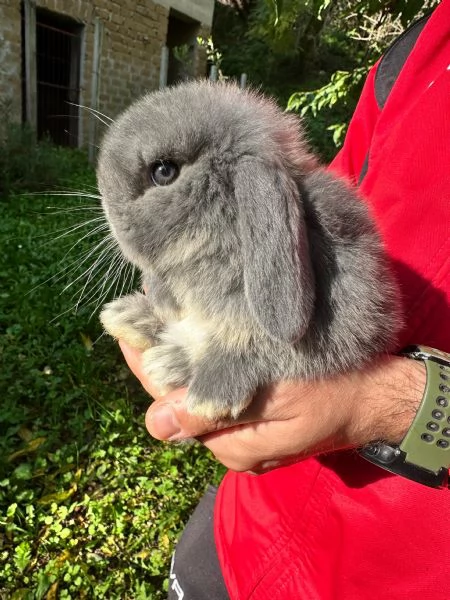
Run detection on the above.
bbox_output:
[100,200,148,271]
[117,239,150,273]
[105,222,149,273]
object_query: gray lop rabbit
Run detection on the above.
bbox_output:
[98,81,401,420]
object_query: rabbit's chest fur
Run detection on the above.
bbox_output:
[98,81,402,420]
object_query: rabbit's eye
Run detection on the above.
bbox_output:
[149,160,179,186]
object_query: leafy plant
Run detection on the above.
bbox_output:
[287,66,367,150]
[0,122,90,197]
[197,36,227,80]
[282,0,438,154]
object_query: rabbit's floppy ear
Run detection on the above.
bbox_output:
[235,157,315,343]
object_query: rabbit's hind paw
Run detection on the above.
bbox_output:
[141,344,192,395]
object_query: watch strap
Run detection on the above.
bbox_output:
[399,348,450,472]
[359,345,450,488]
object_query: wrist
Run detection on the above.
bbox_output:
[346,355,426,447]
[358,346,450,488]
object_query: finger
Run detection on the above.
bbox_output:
[119,339,317,443]
[118,340,160,398]
[145,379,314,441]
[199,419,302,472]
[118,340,243,438]
[119,339,142,373]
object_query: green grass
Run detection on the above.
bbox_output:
[0,153,223,599]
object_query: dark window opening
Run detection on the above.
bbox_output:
[25,7,83,146]
[166,10,200,85]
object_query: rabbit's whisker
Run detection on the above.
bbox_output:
[71,243,120,308]
[92,331,107,347]
[90,259,138,321]
[24,215,105,243]
[68,102,114,127]
[42,191,103,202]
[112,257,130,301]
[60,234,114,277]
[114,260,130,304]
[50,237,114,293]
[27,234,113,296]
[62,237,117,294]
[74,246,123,309]
[50,245,120,323]
[125,263,137,296]
[86,251,126,311]
[44,206,103,215]
[36,216,107,246]
[60,221,110,259]
[28,189,102,201]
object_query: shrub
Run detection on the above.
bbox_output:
[0,123,90,198]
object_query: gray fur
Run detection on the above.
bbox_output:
[98,81,402,420]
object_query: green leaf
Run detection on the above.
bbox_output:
[14,540,32,572]
[270,0,283,26]
[13,463,33,481]
[6,502,18,518]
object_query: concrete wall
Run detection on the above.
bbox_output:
[156,0,214,27]
[0,1,23,123]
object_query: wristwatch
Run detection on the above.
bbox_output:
[359,345,450,489]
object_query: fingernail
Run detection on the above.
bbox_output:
[148,406,181,440]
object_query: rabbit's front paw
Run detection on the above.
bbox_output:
[142,344,192,394]
[100,292,161,351]
[186,385,253,421]
[186,350,257,420]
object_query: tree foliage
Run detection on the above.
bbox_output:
[212,0,438,159]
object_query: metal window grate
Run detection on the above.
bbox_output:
[34,10,83,146]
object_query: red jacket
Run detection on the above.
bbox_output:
[215,3,450,598]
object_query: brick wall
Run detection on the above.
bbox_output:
[0,0,211,148]
[95,1,169,120]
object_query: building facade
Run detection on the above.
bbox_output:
[0,0,214,150]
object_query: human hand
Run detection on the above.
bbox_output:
[119,341,425,473]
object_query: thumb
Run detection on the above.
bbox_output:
[145,390,240,441]
[145,381,301,441]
